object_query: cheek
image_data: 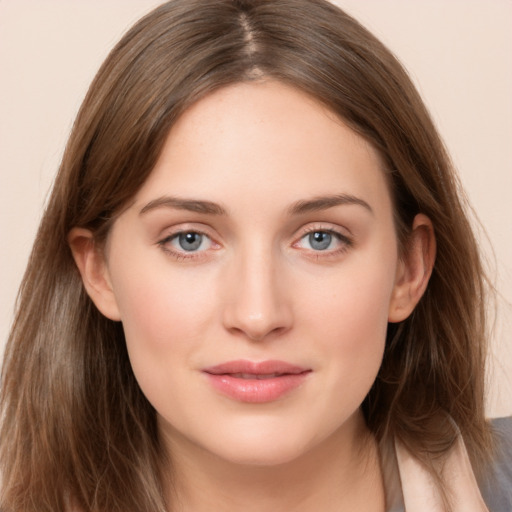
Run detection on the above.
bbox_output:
[299,254,396,395]
[108,268,218,425]
[303,255,395,342]
[110,254,214,345]
[320,283,388,379]
[106,252,220,395]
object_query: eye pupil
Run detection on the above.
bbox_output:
[309,231,332,250]
[178,232,202,251]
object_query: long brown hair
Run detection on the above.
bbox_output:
[0,0,492,510]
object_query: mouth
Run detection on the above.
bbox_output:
[225,372,290,379]
[202,360,311,403]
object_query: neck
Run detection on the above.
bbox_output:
[163,412,386,512]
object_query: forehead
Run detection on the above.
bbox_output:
[132,80,392,216]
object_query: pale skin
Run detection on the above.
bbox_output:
[69,81,435,511]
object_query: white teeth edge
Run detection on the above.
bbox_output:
[230,373,282,379]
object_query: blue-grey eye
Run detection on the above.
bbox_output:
[308,231,332,250]
[177,232,204,251]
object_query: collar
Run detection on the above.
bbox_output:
[382,434,489,512]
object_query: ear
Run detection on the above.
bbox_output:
[388,214,436,323]
[68,227,121,321]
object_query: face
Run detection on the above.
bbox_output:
[97,81,407,466]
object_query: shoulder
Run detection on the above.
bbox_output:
[480,416,512,511]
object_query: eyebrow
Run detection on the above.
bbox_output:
[288,194,373,216]
[139,196,227,216]
[139,193,373,217]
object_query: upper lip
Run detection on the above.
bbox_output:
[203,360,310,376]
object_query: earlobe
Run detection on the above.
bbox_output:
[388,214,436,323]
[68,228,121,321]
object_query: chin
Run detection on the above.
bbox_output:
[217,440,310,467]
[202,420,323,467]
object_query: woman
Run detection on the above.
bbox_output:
[0,1,510,511]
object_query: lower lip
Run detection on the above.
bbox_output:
[204,372,310,403]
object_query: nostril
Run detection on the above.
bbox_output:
[221,259,293,341]
[226,322,291,342]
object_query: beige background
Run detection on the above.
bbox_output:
[1,0,511,416]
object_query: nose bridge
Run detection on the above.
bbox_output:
[222,238,292,340]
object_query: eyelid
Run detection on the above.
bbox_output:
[155,222,353,261]
[155,221,220,245]
[292,223,354,255]
[294,222,352,242]
[156,224,221,261]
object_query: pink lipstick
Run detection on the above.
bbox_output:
[202,360,311,403]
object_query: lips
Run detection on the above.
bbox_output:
[203,360,311,403]
[225,373,285,379]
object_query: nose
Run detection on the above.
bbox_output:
[222,246,293,341]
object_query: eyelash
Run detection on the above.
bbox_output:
[157,229,217,261]
[293,226,353,258]
[157,225,353,262]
